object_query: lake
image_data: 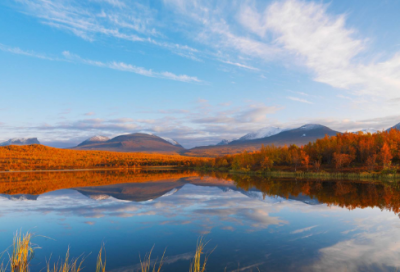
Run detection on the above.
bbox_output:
[0,170,399,271]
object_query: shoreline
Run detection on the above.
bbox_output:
[195,167,400,181]
[0,165,178,174]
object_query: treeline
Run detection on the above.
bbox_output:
[0,144,207,171]
[201,171,400,214]
[200,129,400,173]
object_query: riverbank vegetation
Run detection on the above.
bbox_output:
[197,130,400,177]
[0,145,207,171]
[0,232,211,272]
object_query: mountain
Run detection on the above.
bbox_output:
[0,194,38,201]
[78,135,110,147]
[387,123,400,131]
[73,133,185,154]
[185,124,340,156]
[0,138,40,146]
[76,181,186,202]
[216,139,231,146]
[238,126,286,141]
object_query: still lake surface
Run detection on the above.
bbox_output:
[0,170,400,271]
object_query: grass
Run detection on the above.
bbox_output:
[95,245,106,272]
[0,233,213,272]
[10,231,34,272]
[189,238,215,272]
[46,248,84,272]
[139,246,165,272]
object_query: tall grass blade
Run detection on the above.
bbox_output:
[189,238,215,272]
[10,231,34,272]
[96,245,106,272]
[46,248,84,272]
[139,246,166,272]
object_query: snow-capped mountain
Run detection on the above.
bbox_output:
[78,135,110,147]
[0,138,40,146]
[239,126,285,141]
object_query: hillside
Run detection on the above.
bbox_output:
[0,144,206,171]
[74,133,184,154]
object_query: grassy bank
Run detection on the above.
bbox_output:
[0,232,213,272]
[195,167,400,181]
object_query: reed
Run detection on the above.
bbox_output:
[95,245,106,272]
[46,248,84,272]
[189,238,215,272]
[139,246,166,272]
[1,232,217,272]
[10,231,34,272]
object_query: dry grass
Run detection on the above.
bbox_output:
[46,248,84,272]
[1,232,217,272]
[10,231,34,272]
[189,238,215,272]
[95,245,106,272]
[139,246,166,272]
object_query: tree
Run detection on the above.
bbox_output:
[313,160,321,172]
[333,153,353,170]
[365,154,377,172]
[300,150,310,171]
[290,147,300,172]
[380,142,392,169]
[260,156,273,171]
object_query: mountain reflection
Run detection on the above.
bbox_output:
[1,170,400,215]
[1,170,400,271]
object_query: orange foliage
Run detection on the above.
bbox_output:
[200,129,400,172]
[0,145,208,171]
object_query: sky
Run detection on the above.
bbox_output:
[1,0,400,148]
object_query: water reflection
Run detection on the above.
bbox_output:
[0,170,399,271]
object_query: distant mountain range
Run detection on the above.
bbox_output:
[0,138,40,146]
[185,124,340,156]
[2,122,400,156]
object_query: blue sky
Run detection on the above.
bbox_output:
[1,0,400,148]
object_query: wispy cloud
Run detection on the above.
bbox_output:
[0,43,56,60]
[287,96,313,104]
[62,50,202,82]
[12,0,199,59]
[291,225,318,234]
[0,44,201,83]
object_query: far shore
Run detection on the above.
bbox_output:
[0,165,178,174]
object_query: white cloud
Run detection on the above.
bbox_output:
[287,96,313,104]
[239,0,400,99]
[164,0,400,99]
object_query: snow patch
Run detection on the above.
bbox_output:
[160,136,179,146]
[88,135,109,142]
[299,124,324,130]
[240,126,285,140]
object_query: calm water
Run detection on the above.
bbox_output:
[0,170,400,271]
